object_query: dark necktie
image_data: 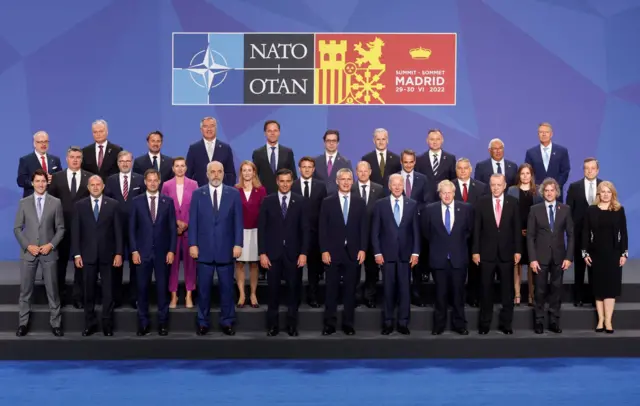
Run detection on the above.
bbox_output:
[361,185,367,203]
[70,172,77,199]
[270,147,277,173]
[213,189,219,213]
[153,156,159,171]
[405,175,412,197]
[93,199,99,221]
[150,196,156,223]
[122,175,129,201]
[432,153,439,176]
[548,204,555,231]
[496,162,502,174]
[462,183,468,202]
[98,145,104,169]
[281,195,287,218]
[379,152,385,177]
[303,181,309,198]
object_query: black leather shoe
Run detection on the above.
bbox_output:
[158,324,169,336]
[534,323,544,334]
[73,300,84,309]
[454,328,469,336]
[342,326,356,335]
[365,300,377,309]
[103,327,114,336]
[137,326,150,336]
[197,326,209,336]
[548,324,562,334]
[267,327,279,337]
[606,328,614,334]
[381,326,394,335]
[52,327,64,337]
[129,300,138,310]
[499,327,513,335]
[397,325,410,335]
[411,298,427,307]
[287,326,299,337]
[82,326,97,337]
[307,300,321,308]
[222,326,236,336]
[322,325,336,335]
[431,329,444,335]
[574,301,583,307]
[478,327,489,335]
[16,325,28,337]
[595,327,605,333]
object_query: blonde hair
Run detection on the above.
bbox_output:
[235,160,262,188]
[594,181,621,211]
[437,179,456,193]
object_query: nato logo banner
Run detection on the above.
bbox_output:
[172,33,456,106]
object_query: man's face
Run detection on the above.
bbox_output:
[583,161,599,181]
[172,160,186,177]
[67,151,82,171]
[265,123,280,145]
[456,161,471,181]
[201,118,217,141]
[33,133,49,154]
[299,160,315,179]
[373,132,388,151]
[88,177,104,198]
[427,131,443,151]
[490,176,506,198]
[324,133,339,153]
[389,176,404,198]
[32,175,47,195]
[145,174,160,193]
[489,141,504,161]
[439,185,454,205]
[336,172,353,193]
[147,134,162,154]
[401,154,415,173]
[356,163,371,183]
[543,184,557,202]
[538,125,553,145]
[207,163,224,186]
[92,123,107,144]
[277,173,293,194]
[117,154,132,173]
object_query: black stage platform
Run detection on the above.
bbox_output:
[0,261,639,359]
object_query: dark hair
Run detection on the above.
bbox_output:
[323,130,340,142]
[276,168,293,180]
[147,131,163,141]
[144,168,161,181]
[401,149,416,160]
[32,168,47,182]
[583,157,599,169]
[298,156,316,167]
[67,146,83,156]
[172,156,186,165]
[427,128,442,137]
[516,163,537,196]
[263,120,280,131]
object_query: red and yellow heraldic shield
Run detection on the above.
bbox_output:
[314,33,456,105]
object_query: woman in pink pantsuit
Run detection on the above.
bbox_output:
[161,157,198,308]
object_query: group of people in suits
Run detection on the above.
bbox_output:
[13,118,628,337]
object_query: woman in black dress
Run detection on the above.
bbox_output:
[582,181,628,333]
[507,164,542,306]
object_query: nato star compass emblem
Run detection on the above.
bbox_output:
[184,43,231,90]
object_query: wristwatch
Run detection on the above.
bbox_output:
[581,250,590,259]
[622,251,629,258]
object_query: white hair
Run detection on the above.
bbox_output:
[373,128,388,138]
[388,173,403,187]
[356,161,371,171]
[201,116,216,128]
[33,131,48,140]
[487,138,504,148]
[437,179,456,193]
[92,119,108,130]
[207,160,224,172]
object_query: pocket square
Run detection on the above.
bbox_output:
[52,166,58,170]
[133,187,140,190]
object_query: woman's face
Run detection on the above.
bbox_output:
[599,186,612,203]
[520,168,532,185]
[241,164,254,182]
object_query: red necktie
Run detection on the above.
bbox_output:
[122,175,129,201]
[462,183,468,202]
[41,155,47,173]
[150,196,157,223]
[98,145,104,169]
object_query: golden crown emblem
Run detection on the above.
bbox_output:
[409,47,431,60]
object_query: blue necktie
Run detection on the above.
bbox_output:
[394,199,401,226]
[153,155,159,171]
[270,147,277,173]
[281,195,287,218]
[445,204,451,234]
[342,195,349,224]
[496,162,502,174]
[213,189,219,213]
[37,197,43,221]
[93,199,99,221]
[548,204,554,231]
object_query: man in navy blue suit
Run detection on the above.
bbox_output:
[105,150,146,308]
[258,168,309,337]
[189,161,243,336]
[129,168,177,336]
[524,122,571,201]
[133,131,174,190]
[313,130,353,194]
[186,117,236,187]
[421,180,474,335]
[17,131,62,197]
[474,138,518,186]
[319,168,368,336]
[371,174,420,335]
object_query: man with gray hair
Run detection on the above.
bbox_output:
[186,117,236,187]
[474,138,518,186]
[361,128,401,189]
[82,119,123,182]
[17,130,62,197]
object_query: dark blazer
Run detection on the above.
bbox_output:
[188,185,243,264]
[582,206,628,257]
[474,159,518,187]
[361,150,402,189]
[351,181,385,215]
[318,193,368,263]
[524,143,571,190]
[313,152,352,194]
[104,172,146,229]
[507,185,543,205]
[454,178,487,206]
[132,153,174,188]
[400,171,436,210]
[48,170,92,222]
[251,144,297,195]
[71,196,123,264]
[292,178,327,250]
[128,194,177,261]
[17,152,63,197]
[566,178,602,231]
[81,142,123,182]
[421,201,473,269]
[472,195,522,262]
[416,150,457,183]
[527,202,574,265]
[237,186,267,229]
[258,193,310,261]
[186,139,236,187]
[371,196,421,263]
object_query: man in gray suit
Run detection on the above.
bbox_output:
[13,169,65,336]
[527,177,574,335]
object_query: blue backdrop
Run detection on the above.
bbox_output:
[1,0,639,260]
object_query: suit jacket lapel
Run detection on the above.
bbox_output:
[47,156,56,173]
[217,187,230,217]
[277,147,286,170]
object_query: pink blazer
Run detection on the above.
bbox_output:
[161,176,199,224]
[237,186,266,229]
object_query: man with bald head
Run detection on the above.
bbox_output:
[81,119,123,182]
[189,161,243,336]
[474,138,518,187]
[17,131,62,197]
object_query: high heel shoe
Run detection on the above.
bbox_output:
[605,321,614,334]
[169,292,178,309]
[236,297,246,308]
[185,291,194,309]
[514,296,521,307]
[250,295,260,309]
[595,327,604,333]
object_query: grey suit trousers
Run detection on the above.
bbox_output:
[19,258,61,328]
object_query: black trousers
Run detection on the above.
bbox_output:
[324,251,359,328]
[382,262,411,328]
[56,231,83,302]
[573,248,593,304]
[466,261,481,305]
[83,262,114,328]
[306,251,323,304]
[432,263,467,331]
[411,240,430,301]
[112,234,137,305]
[479,261,514,329]
[534,261,563,325]
[362,249,380,302]
[267,255,302,329]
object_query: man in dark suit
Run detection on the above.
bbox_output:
[421,180,474,335]
[416,129,457,183]
[399,149,435,307]
[258,169,309,337]
[17,131,63,197]
[105,150,146,308]
[292,157,327,307]
[48,146,92,308]
[313,130,352,194]
[524,122,571,201]
[81,119,123,182]
[319,168,368,335]
[474,138,518,186]
[129,168,177,336]
[361,128,401,190]
[566,157,602,307]
[472,174,522,335]
[372,174,420,335]
[454,157,488,308]
[186,116,236,187]
[527,177,574,334]
[352,161,385,307]
[132,131,174,190]
[251,120,297,195]
[189,161,243,336]
[71,175,123,336]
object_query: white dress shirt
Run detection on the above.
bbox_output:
[209,184,223,207]
[492,194,504,220]
[91,195,103,212]
[148,152,160,166]
[95,141,108,164]
[545,200,557,224]
[278,191,291,209]
[441,200,455,228]
[204,138,216,161]
[35,150,48,169]
[300,177,312,196]
[147,191,159,210]
[401,170,414,190]
[326,152,337,167]
[357,180,371,203]
[584,178,597,203]
[119,171,132,194]
[430,149,442,169]
[267,143,279,168]
[540,142,553,170]
[376,149,387,166]
[66,169,80,192]
[457,179,470,195]
[390,194,404,219]
[491,158,506,174]
[34,191,46,211]
[339,192,350,217]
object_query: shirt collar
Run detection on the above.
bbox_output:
[546,200,557,207]
[35,150,47,159]
[120,171,131,176]
[204,138,216,145]
[96,141,108,148]
[541,142,553,150]
[359,180,371,188]
[278,191,291,200]
[491,158,504,165]
[441,200,454,209]
[209,183,222,192]
[391,194,403,203]
[34,191,46,198]
[458,178,470,185]
[326,151,337,158]
[376,149,387,156]
[149,151,159,159]
[430,149,442,156]
[339,191,350,199]
[267,143,279,150]
[147,191,159,199]
[402,170,414,177]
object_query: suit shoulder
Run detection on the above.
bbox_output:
[160,194,174,203]
[106,172,119,182]
[290,192,304,201]
[370,181,383,190]
[362,151,376,161]
[131,193,146,202]
[504,194,518,204]
[109,143,123,152]
[472,179,486,188]
[48,195,62,204]
[104,196,119,204]
[476,158,490,167]
[413,171,427,180]
[505,159,517,166]
[313,179,326,188]
[251,145,265,155]
[442,150,456,160]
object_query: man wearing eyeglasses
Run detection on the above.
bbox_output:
[17,131,62,197]
[313,130,353,194]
